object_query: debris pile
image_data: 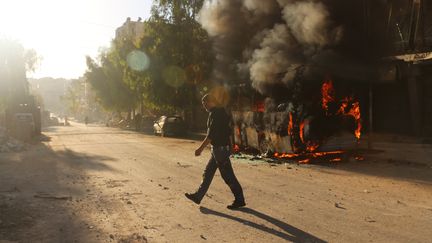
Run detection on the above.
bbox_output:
[0,127,26,153]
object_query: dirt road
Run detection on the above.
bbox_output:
[0,123,431,242]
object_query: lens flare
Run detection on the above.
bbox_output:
[162,65,186,88]
[126,50,150,72]
[209,85,230,107]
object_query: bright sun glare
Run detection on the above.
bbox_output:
[1,1,83,76]
[0,0,132,79]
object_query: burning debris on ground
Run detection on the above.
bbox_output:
[231,147,367,166]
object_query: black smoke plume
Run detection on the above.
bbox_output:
[199,0,388,95]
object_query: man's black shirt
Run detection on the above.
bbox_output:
[207,107,231,146]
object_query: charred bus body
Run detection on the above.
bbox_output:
[231,76,363,155]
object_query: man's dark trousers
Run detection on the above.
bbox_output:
[195,146,244,202]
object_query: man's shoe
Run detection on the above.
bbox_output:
[227,200,246,210]
[185,193,201,205]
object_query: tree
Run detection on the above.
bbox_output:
[0,38,40,109]
[85,0,213,122]
[24,49,40,73]
[85,51,136,114]
[61,77,107,121]
[62,78,84,116]
[139,0,213,117]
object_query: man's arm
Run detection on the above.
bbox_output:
[195,136,211,156]
[195,111,215,156]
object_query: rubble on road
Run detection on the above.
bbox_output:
[0,127,26,153]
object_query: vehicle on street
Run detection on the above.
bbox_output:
[49,116,61,126]
[153,115,187,137]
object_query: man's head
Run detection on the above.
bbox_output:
[202,93,216,112]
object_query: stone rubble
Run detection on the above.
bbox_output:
[0,127,26,153]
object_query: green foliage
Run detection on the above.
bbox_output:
[85,0,212,115]
[140,0,212,113]
[85,52,135,112]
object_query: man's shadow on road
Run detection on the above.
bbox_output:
[199,206,327,243]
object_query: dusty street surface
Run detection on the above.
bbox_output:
[0,123,431,243]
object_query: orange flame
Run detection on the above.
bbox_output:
[299,120,320,153]
[306,143,319,153]
[299,121,305,143]
[288,112,293,136]
[337,97,362,140]
[273,152,298,159]
[310,151,344,158]
[235,127,241,136]
[273,150,344,163]
[321,80,335,113]
[233,144,240,153]
[254,101,265,112]
[350,102,362,140]
[321,79,362,140]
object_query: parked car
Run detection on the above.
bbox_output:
[153,115,187,137]
[49,116,61,126]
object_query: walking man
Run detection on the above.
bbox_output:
[185,93,245,209]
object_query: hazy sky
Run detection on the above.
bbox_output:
[0,0,153,79]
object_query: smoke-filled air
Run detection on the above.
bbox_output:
[199,0,386,94]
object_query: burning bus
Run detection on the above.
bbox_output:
[199,0,432,162]
[231,68,364,162]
